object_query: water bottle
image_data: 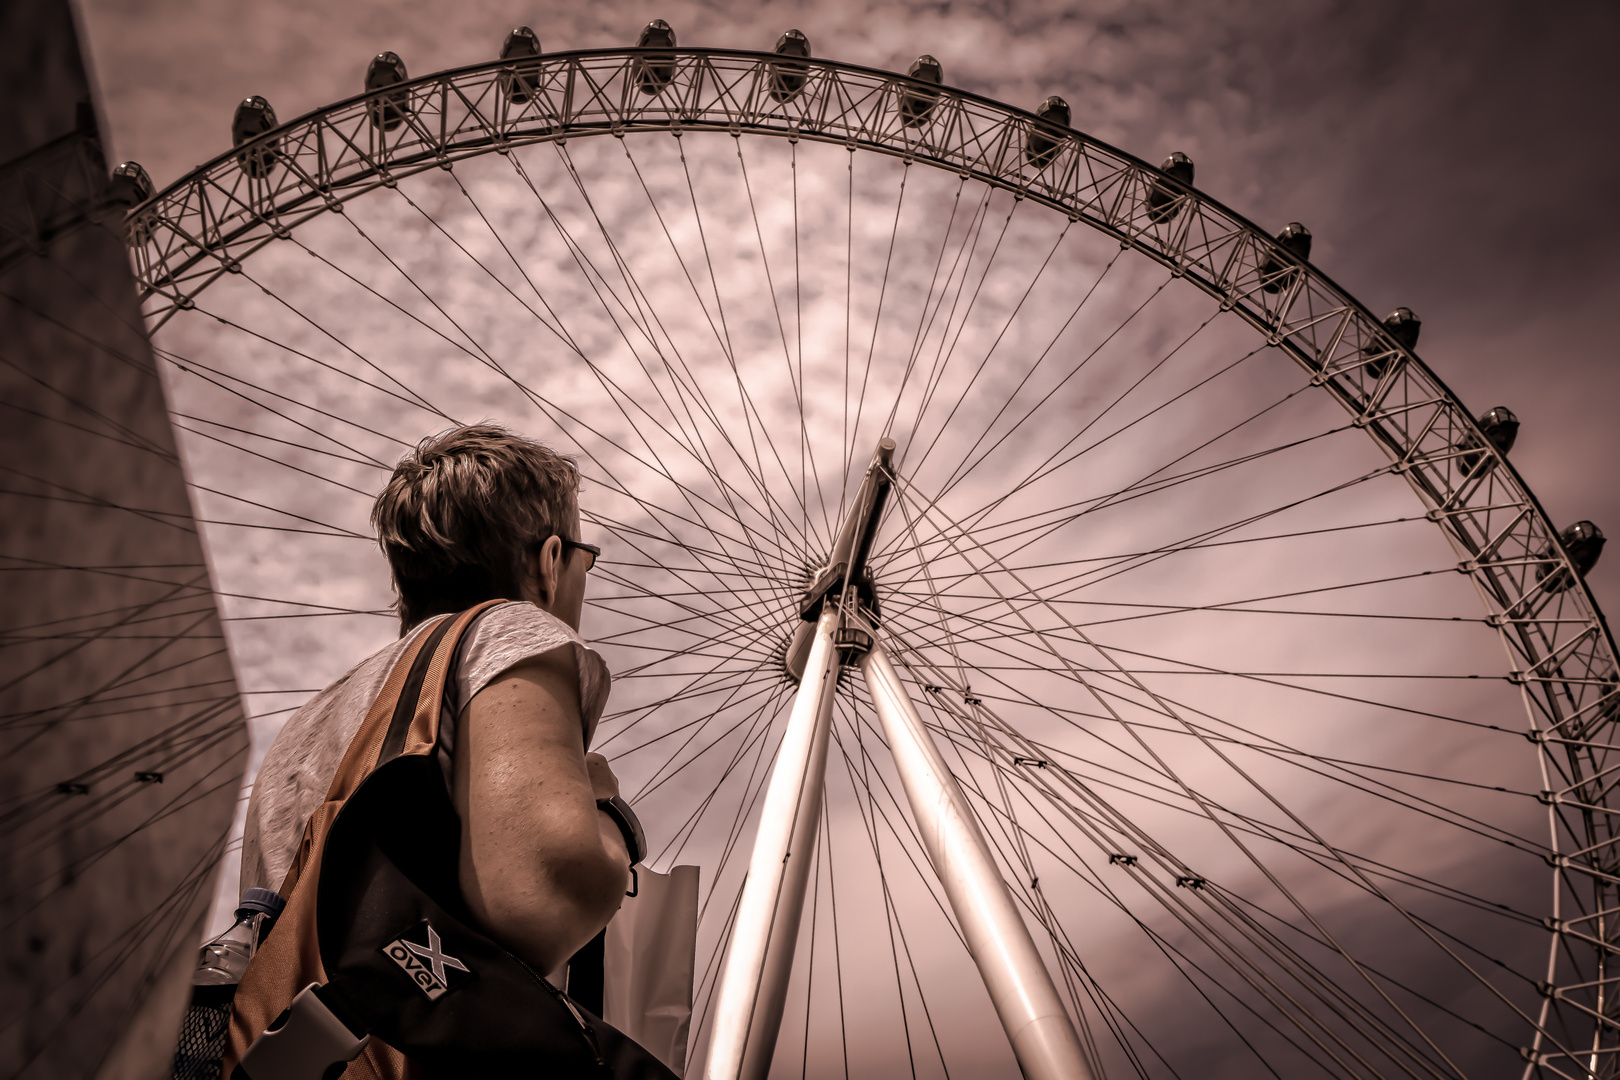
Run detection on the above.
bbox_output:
[171,888,285,1080]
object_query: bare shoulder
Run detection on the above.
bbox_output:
[464,644,583,748]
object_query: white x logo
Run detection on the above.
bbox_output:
[402,924,469,986]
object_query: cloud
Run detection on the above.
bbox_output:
[75,2,1620,1075]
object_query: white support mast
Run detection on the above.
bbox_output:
[701,602,841,1080]
[702,440,895,1080]
[860,635,1096,1080]
[704,436,1092,1080]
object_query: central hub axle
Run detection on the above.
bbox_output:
[783,437,894,681]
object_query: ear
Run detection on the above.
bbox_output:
[531,535,564,606]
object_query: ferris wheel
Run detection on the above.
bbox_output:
[114,23,1620,1079]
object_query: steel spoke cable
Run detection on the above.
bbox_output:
[598,674,782,760]
[900,183,999,433]
[611,139,825,547]
[895,355,1323,567]
[0,351,175,462]
[380,171,798,571]
[478,157,821,586]
[733,136,826,560]
[875,514,1444,610]
[193,274,452,422]
[169,418,378,497]
[878,175,978,440]
[890,600,1519,742]
[628,644,788,808]
[789,139,834,549]
[151,344,403,465]
[844,160,910,490]
[838,697,923,1079]
[593,631,783,753]
[897,191,1032,481]
[886,475,1570,1062]
[582,515,804,624]
[884,454,1400,619]
[500,150,792,548]
[939,290,1220,519]
[0,395,178,462]
[879,572,1547,856]
[895,181,1008,458]
[661,140,808,564]
[583,530,801,660]
[877,627,1346,1078]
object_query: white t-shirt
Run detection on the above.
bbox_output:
[239,601,611,895]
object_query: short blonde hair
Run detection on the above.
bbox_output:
[372,424,580,631]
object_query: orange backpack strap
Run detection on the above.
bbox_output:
[225,601,506,1077]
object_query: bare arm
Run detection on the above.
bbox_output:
[453,646,630,973]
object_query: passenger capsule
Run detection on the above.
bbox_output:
[1539,521,1606,592]
[108,161,153,208]
[231,96,279,178]
[899,55,943,128]
[1024,96,1070,168]
[500,27,542,104]
[632,20,677,96]
[1258,222,1311,294]
[1456,405,1519,475]
[365,52,412,131]
[1479,406,1519,454]
[1146,152,1194,223]
[1363,307,1421,379]
[769,29,812,103]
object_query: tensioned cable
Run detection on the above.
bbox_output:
[610,138,824,546]
[881,492,1496,1075]
[886,475,1572,1063]
[530,144,813,563]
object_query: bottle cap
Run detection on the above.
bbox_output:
[235,887,286,920]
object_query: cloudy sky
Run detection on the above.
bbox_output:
[78,0,1619,607]
[70,1,1620,1077]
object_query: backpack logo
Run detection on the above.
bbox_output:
[383,920,470,1000]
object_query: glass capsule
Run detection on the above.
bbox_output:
[769,29,812,103]
[366,52,411,132]
[1025,96,1070,169]
[1146,151,1194,223]
[899,55,943,128]
[1258,222,1311,294]
[231,96,279,179]
[500,27,542,105]
[632,20,677,96]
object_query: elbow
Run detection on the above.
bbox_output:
[550,838,631,922]
[468,834,630,973]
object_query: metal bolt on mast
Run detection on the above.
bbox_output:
[702,438,1095,1080]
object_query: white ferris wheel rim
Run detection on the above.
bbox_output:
[122,44,1620,1079]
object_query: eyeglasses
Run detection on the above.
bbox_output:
[557,537,600,572]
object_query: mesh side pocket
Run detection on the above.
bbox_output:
[171,983,236,1080]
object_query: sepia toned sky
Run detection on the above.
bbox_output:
[66,1,1620,1075]
[76,0,1620,613]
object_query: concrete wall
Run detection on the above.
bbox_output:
[0,1,250,1076]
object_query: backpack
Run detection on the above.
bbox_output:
[225,601,678,1079]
